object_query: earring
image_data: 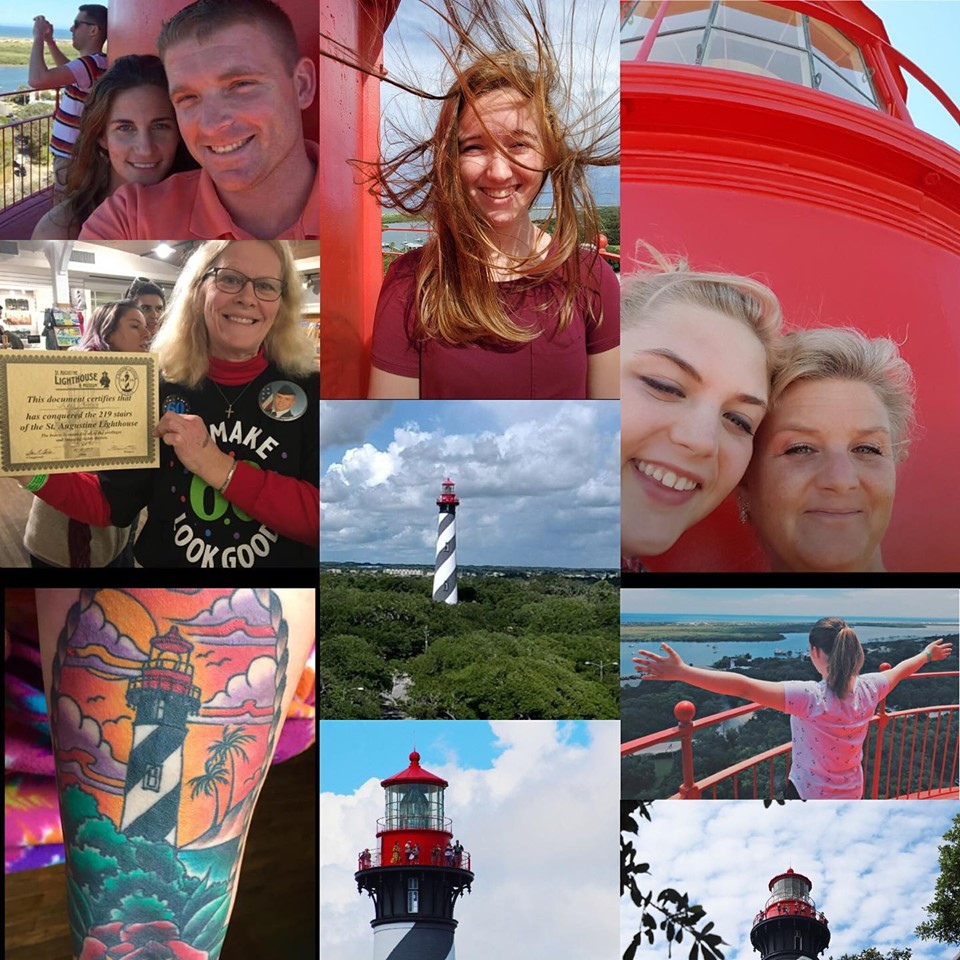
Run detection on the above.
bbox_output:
[737,496,750,524]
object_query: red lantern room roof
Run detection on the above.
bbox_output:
[381,750,449,788]
[152,627,193,655]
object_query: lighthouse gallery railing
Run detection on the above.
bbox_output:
[358,850,472,871]
[621,669,959,800]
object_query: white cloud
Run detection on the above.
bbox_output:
[322,721,620,960]
[620,801,954,960]
[321,402,619,565]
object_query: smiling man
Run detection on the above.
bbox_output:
[79,0,318,240]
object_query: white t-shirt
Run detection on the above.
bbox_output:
[783,672,891,799]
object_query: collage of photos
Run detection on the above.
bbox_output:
[0,1,958,960]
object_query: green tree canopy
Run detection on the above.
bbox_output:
[916,813,960,945]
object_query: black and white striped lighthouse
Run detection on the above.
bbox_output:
[120,626,201,846]
[433,478,460,604]
[750,868,830,960]
[356,751,474,960]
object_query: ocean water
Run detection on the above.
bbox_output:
[0,25,73,94]
[620,617,955,675]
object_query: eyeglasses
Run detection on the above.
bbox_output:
[71,19,95,29]
[203,267,285,302]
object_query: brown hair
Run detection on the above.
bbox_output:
[79,4,108,38]
[622,245,784,374]
[158,0,301,72]
[55,55,196,236]
[75,299,141,352]
[809,616,865,698]
[361,1,618,347]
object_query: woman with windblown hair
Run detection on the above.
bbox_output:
[634,617,952,799]
[366,6,620,399]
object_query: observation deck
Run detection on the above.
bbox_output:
[622,668,959,799]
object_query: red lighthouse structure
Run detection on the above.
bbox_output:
[751,868,830,960]
[621,1,960,572]
[356,751,473,960]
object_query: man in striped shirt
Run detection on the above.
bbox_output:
[29,6,108,198]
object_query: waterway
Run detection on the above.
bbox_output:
[620,622,955,678]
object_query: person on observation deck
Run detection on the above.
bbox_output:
[29,6,108,198]
[635,617,952,800]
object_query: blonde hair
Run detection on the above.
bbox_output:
[770,327,916,461]
[621,246,784,372]
[809,616,865,699]
[153,241,315,388]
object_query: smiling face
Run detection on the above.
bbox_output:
[99,86,180,190]
[202,242,283,362]
[742,378,896,572]
[106,307,150,353]
[164,23,314,196]
[457,88,546,234]
[620,302,769,558]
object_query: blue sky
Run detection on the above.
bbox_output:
[321,719,620,960]
[320,718,594,794]
[320,400,620,567]
[621,802,957,960]
[621,587,960,620]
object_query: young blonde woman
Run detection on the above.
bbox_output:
[739,327,916,572]
[368,47,619,400]
[620,252,783,570]
[635,617,952,799]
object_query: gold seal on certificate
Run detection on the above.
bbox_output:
[0,352,159,476]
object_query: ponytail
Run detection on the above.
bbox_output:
[809,617,865,698]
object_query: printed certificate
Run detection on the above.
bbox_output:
[0,352,159,476]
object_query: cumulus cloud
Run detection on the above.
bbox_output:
[321,721,620,960]
[72,601,147,663]
[321,401,619,566]
[204,656,278,709]
[177,589,271,627]
[619,801,953,960]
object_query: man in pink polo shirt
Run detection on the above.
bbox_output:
[80,0,318,240]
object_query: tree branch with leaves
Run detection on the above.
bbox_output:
[621,801,726,960]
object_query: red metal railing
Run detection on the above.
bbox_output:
[621,0,960,129]
[1,91,55,211]
[357,849,472,871]
[621,669,959,799]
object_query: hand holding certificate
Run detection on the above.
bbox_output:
[0,352,159,477]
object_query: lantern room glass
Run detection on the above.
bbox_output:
[385,783,445,830]
[621,0,880,110]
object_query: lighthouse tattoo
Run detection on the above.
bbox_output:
[48,588,288,960]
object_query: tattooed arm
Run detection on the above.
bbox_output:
[35,588,314,960]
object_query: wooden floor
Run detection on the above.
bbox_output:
[4,744,318,960]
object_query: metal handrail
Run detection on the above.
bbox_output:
[621,0,960,128]
[622,669,959,799]
[357,849,472,871]
[1,90,56,212]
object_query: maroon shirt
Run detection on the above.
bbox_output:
[371,247,620,399]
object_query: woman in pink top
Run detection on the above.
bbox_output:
[634,617,952,799]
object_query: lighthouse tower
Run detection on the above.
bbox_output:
[356,751,474,960]
[750,868,830,960]
[433,478,460,604]
[120,627,202,845]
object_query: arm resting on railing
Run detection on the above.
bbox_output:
[634,642,786,711]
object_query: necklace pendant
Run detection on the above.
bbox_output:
[225,403,234,418]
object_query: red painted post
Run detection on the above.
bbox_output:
[674,701,701,799]
[869,663,891,799]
